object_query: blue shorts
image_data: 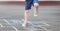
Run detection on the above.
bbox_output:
[25,0,39,10]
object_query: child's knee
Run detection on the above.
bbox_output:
[34,3,39,8]
[25,10,30,13]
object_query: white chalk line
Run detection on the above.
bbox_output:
[0,17,4,27]
[3,19,18,31]
[0,16,50,31]
[21,19,50,26]
[0,24,3,27]
[21,19,50,31]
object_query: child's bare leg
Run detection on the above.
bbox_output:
[34,3,39,16]
[22,10,30,27]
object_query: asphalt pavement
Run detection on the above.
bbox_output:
[0,5,60,31]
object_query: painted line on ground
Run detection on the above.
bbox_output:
[0,24,3,27]
[22,19,50,26]
[21,19,49,31]
[3,19,18,31]
[40,26,48,31]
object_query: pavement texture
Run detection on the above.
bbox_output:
[0,5,60,31]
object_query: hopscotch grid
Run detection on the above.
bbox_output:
[3,19,49,31]
[0,17,50,31]
[3,19,18,31]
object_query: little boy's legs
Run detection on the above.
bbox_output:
[22,10,30,27]
[33,0,39,16]
[22,0,39,27]
[22,0,32,27]
[34,3,39,16]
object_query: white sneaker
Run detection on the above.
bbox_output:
[21,19,26,27]
[34,13,38,16]
[22,23,26,27]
